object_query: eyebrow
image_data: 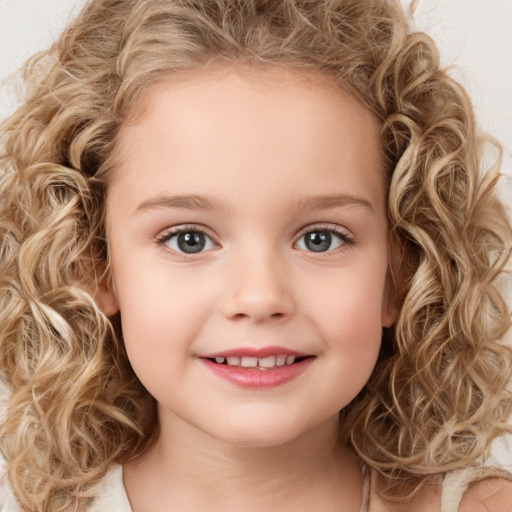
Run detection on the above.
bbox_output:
[291,194,374,212]
[134,194,223,214]
[133,192,374,215]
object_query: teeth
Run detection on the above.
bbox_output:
[276,355,287,366]
[240,357,257,368]
[259,356,276,368]
[214,354,300,368]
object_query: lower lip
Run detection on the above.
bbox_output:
[200,358,314,388]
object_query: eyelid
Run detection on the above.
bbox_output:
[155,224,219,254]
[154,223,355,256]
[293,223,356,252]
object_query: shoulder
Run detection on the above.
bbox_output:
[0,461,129,512]
[369,470,512,512]
[369,472,442,512]
[459,478,512,512]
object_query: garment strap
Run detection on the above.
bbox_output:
[358,463,371,512]
[440,467,476,512]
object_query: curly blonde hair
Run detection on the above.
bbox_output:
[1,0,511,510]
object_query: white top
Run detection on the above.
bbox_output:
[0,461,476,512]
[89,464,373,511]
[86,465,132,512]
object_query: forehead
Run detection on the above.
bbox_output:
[111,66,386,213]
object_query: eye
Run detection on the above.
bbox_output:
[295,229,349,253]
[158,228,216,254]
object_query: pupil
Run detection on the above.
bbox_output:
[306,231,331,252]
[178,232,205,253]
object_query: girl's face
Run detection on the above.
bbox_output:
[104,67,395,447]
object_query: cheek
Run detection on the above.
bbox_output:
[117,275,199,344]
[116,280,200,397]
[308,263,387,331]
[303,264,386,369]
[113,261,218,374]
[324,294,383,375]
[313,288,384,409]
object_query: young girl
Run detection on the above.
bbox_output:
[1,0,511,511]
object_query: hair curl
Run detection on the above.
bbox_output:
[0,0,511,510]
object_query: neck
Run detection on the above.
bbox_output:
[123,413,364,512]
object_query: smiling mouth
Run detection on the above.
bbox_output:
[201,351,315,388]
[206,355,311,369]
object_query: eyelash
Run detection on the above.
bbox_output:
[155,224,356,255]
[155,224,216,254]
[295,224,356,254]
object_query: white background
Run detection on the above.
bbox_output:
[0,0,511,466]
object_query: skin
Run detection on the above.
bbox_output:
[101,65,423,511]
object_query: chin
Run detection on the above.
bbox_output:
[205,416,332,449]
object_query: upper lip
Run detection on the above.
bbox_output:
[200,346,311,359]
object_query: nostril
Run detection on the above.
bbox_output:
[221,289,295,322]
[226,308,291,322]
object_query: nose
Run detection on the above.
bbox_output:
[221,253,295,323]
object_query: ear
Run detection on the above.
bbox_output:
[381,270,398,328]
[97,281,119,317]
[95,271,120,317]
